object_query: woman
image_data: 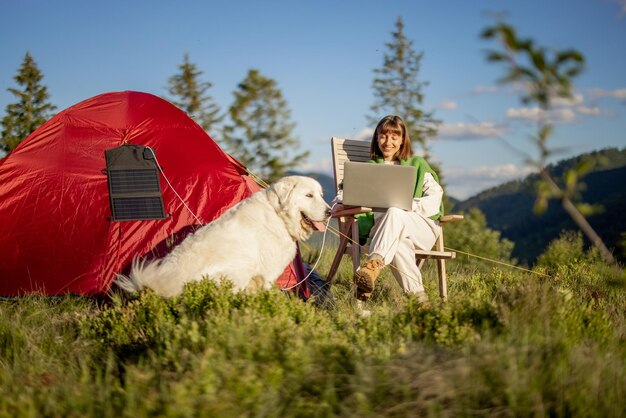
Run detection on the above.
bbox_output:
[335,115,444,303]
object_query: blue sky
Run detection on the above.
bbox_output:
[1,0,625,199]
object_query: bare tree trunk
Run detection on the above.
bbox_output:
[560,198,616,265]
[540,170,616,265]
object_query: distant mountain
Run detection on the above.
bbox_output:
[455,148,626,264]
[287,170,336,203]
[447,195,461,208]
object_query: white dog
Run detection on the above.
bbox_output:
[115,176,331,297]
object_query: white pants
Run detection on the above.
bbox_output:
[368,207,441,294]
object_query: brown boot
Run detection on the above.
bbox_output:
[356,288,372,302]
[354,257,384,295]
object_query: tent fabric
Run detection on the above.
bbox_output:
[0,91,307,297]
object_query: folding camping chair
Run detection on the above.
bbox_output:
[326,137,463,301]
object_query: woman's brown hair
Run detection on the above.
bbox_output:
[369,115,413,160]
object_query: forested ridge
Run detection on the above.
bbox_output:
[455,147,626,264]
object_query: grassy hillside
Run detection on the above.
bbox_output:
[1,248,624,416]
[455,148,626,264]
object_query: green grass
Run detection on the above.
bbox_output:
[0,245,624,417]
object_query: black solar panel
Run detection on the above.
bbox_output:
[111,197,166,221]
[109,169,161,194]
[105,145,166,221]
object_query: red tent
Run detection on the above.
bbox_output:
[0,91,307,297]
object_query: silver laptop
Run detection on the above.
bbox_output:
[342,161,416,211]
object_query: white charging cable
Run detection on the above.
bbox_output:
[145,146,204,225]
[281,202,336,291]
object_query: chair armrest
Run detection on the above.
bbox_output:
[439,214,464,224]
[331,204,373,217]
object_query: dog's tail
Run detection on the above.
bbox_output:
[113,258,149,294]
[114,257,182,297]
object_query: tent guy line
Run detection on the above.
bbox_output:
[146,146,204,225]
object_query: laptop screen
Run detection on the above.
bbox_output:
[342,162,416,211]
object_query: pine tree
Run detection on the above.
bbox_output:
[223,69,308,183]
[1,52,56,152]
[370,17,440,158]
[166,53,222,136]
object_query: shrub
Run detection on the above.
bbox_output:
[446,208,515,271]
[536,230,602,273]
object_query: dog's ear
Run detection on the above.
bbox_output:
[268,177,297,209]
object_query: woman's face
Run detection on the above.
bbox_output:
[377,129,403,161]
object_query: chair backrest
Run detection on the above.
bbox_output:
[331,137,371,191]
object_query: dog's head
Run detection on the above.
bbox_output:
[267,176,331,242]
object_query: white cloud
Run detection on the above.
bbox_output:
[506,106,577,124]
[506,100,609,123]
[575,106,603,116]
[588,87,626,100]
[506,107,542,121]
[352,127,374,142]
[552,92,584,106]
[614,88,626,99]
[436,122,505,140]
[471,83,529,96]
[437,100,458,110]
[444,164,535,199]
[446,164,534,180]
[471,85,499,94]
[552,91,610,117]
[551,108,577,123]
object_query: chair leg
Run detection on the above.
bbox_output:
[350,217,361,272]
[436,259,447,302]
[416,258,426,270]
[327,218,352,284]
[435,233,448,301]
